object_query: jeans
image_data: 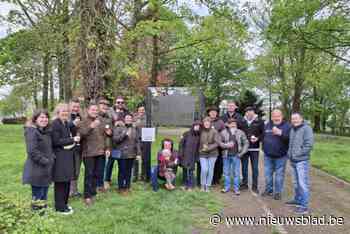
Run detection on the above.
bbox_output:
[96,156,106,187]
[83,155,104,199]
[264,155,287,194]
[223,155,241,192]
[241,151,259,189]
[151,165,176,191]
[105,157,116,183]
[199,157,217,187]
[117,158,135,189]
[290,160,310,208]
[182,167,194,188]
[31,186,49,201]
[141,142,151,181]
[54,181,70,211]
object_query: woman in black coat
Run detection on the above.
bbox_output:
[23,109,54,211]
[51,103,80,214]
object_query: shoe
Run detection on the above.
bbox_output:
[285,200,301,207]
[200,186,206,192]
[252,187,259,195]
[104,181,111,190]
[187,188,193,192]
[234,191,240,196]
[221,189,229,193]
[205,186,210,192]
[57,208,74,215]
[240,184,248,190]
[97,187,107,193]
[261,190,273,197]
[84,198,93,206]
[294,207,308,214]
[69,192,82,198]
[274,193,282,200]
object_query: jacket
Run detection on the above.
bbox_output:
[263,121,291,158]
[199,127,221,157]
[112,123,141,159]
[288,122,314,162]
[220,127,249,158]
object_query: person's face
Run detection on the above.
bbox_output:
[291,114,303,127]
[138,106,145,116]
[58,108,69,121]
[193,124,200,131]
[163,141,172,150]
[115,98,125,109]
[271,110,283,125]
[228,122,237,129]
[209,110,218,119]
[246,110,255,119]
[227,103,237,112]
[203,120,211,129]
[125,115,133,124]
[36,113,49,128]
[70,102,80,114]
[99,103,109,113]
[87,105,99,118]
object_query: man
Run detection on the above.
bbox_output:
[286,113,314,214]
[207,106,225,185]
[133,104,150,182]
[68,98,82,198]
[96,98,113,192]
[262,109,291,200]
[110,96,129,121]
[78,102,111,206]
[221,101,243,127]
[240,106,264,194]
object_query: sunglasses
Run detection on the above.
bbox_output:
[116,101,124,104]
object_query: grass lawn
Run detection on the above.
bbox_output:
[0,125,221,234]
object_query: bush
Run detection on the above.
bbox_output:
[1,117,27,125]
[0,193,61,234]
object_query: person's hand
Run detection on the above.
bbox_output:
[73,136,81,142]
[90,119,100,129]
[227,142,234,148]
[105,128,112,136]
[202,144,209,152]
[73,117,81,126]
[136,155,141,161]
[272,127,282,136]
[105,150,111,158]
[250,135,258,143]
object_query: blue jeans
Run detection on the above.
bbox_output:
[223,155,241,192]
[182,167,194,188]
[117,158,134,189]
[105,157,116,182]
[290,160,310,208]
[151,165,176,191]
[264,155,287,194]
[199,157,217,187]
[31,185,49,201]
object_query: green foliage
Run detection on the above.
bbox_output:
[237,90,265,118]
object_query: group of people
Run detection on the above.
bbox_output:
[22,97,314,216]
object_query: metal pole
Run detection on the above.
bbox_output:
[144,88,152,182]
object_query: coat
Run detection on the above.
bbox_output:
[112,124,141,159]
[199,128,221,158]
[221,111,244,128]
[51,118,75,182]
[240,116,265,150]
[263,121,291,158]
[178,127,200,169]
[68,112,82,178]
[78,115,109,158]
[220,127,249,158]
[288,122,314,162]
[22,124,55,187]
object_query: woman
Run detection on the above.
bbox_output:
[51,103,80,214]
[112,114,141,195]
[199,117,221,192]
[23,109,55,211]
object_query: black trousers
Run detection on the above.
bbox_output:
[241,151,259,189]
[196,161,201,187]
[54,181,70,211]
[141,142,151,182]
[118,158,135,189]
[212,152,223,185]
[83,155,105,199]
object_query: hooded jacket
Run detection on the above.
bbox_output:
[288,122,314,162]
[178,121,201,169]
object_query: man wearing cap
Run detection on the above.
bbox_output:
[240,106,264,194]
[207,106,225,185]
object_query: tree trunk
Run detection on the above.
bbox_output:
[313,86,321,132]
[49,66,55,111]
[42,53,50,109]
[62,0,72,102]
[150,34,159,87]
[57,52,65,101]
[292,47,306,113]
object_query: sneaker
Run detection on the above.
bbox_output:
[234,191,240,196]
[252,187,259,195]
[221,189,230,193]
[104,181,111,190]
[274,193,282,200]
[294,206,308,214]
[285,200,301,207]
[240,184,248,190]
[261,190,273,197]
[57,208,74,215]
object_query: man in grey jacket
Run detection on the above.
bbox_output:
[286,113,314,214]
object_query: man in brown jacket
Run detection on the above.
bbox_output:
[78,102,110,206]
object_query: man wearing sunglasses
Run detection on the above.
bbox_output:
[110,96,130,122]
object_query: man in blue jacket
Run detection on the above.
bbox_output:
[286,112,314,214]
[262,109,291,200]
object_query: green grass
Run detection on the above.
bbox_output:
[311,135,350,182]
[0,125,221,234]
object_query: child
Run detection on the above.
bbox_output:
[159,149,177,190]
[179,121,201,191]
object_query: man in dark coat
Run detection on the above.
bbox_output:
[240,106,265,194]
[207,106,225,185]
[179,121,201,190]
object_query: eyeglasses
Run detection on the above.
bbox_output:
[116,101,124,104]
